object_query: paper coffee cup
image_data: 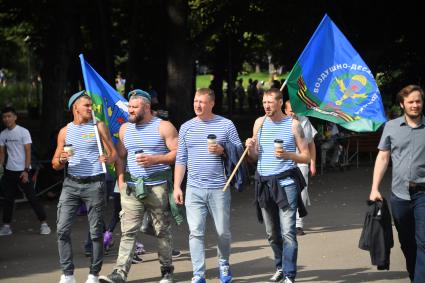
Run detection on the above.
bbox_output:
[207,134,217,145]
[274,139,283,149]
[63,144,75,158]
[135,149,144,159]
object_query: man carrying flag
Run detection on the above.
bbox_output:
[245,88,310,283]
[52,91,117,283]
[79,54,128,257]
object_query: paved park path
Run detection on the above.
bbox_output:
[0,166,410,283]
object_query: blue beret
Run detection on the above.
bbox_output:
[68,90,87,110]
[127,89,151,102]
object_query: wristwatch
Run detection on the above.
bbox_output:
[24,168,30,173]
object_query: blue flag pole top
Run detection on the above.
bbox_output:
[78,54,128,144]
[286,14,387,132]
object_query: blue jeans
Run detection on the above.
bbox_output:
[185,186,231,278]
[391,192,425,283]
[261,183,298,280]
[57,178,106,276]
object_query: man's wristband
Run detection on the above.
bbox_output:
[24,168,30,173]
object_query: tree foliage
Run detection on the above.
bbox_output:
[1,0,424,157]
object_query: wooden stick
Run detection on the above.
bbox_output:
[222,115,266,192]
[222,79,288,192]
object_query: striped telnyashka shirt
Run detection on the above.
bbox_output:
[257,116,297,186]
[176,115,242,189]
[66,121,103,177]
[124,117,170,186]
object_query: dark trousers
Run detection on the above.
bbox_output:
[57,177,106,276]
[1,169,47,224]
[391,192,425,283]
[85,181,116,251]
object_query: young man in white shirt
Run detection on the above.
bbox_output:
[0,107,51,236]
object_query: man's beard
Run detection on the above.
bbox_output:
[129,111,144,123]
[402,105,423,120]
[265,109,275,116]
[405,111,422,120]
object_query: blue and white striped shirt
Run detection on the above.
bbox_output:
[124,117,170,185]
[176,115,242,189]
[66,121,103,177]
[257,116,296,186]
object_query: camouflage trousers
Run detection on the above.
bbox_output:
[115,182,173,278]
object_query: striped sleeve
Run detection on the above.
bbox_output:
[175,119,192,166]
[226,120,242,147]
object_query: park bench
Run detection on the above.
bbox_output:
[346,131,383,168]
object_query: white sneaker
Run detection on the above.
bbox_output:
[267,269,283,282]
[283,277,294,283]
[59,274,76,283]
[191,275,206,283]
[0,225,12,236]
[85,274,100,283]
[40,223,51,235]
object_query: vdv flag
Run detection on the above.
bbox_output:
[287,14,387,132]
[79,54,128,143]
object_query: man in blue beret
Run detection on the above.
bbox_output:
[100,89,181,283]
[52,90,117,283]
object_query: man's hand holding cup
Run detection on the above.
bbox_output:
[59,144,74,164]
[135,150,144,166]
[274,139,284,158]
[207,134,223,155]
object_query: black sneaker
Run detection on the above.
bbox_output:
[99,270,125,283]
[159,266,174,283]
[296,227,305,236]
[171,249,182,258]
[132,254,143,264]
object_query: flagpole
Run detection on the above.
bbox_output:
[79,54,107,173]
[222,80,288,192]
[279,78,288,92]
[91,111,107,173]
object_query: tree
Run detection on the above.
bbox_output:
[166,0,194,128]
[1,0,424,157]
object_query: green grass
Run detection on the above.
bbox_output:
[196,72,288,89]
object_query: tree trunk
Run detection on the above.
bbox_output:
[165,0,194,129]
[38,2,80,158]
[125,0,144,93]
[92,0,114,83]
